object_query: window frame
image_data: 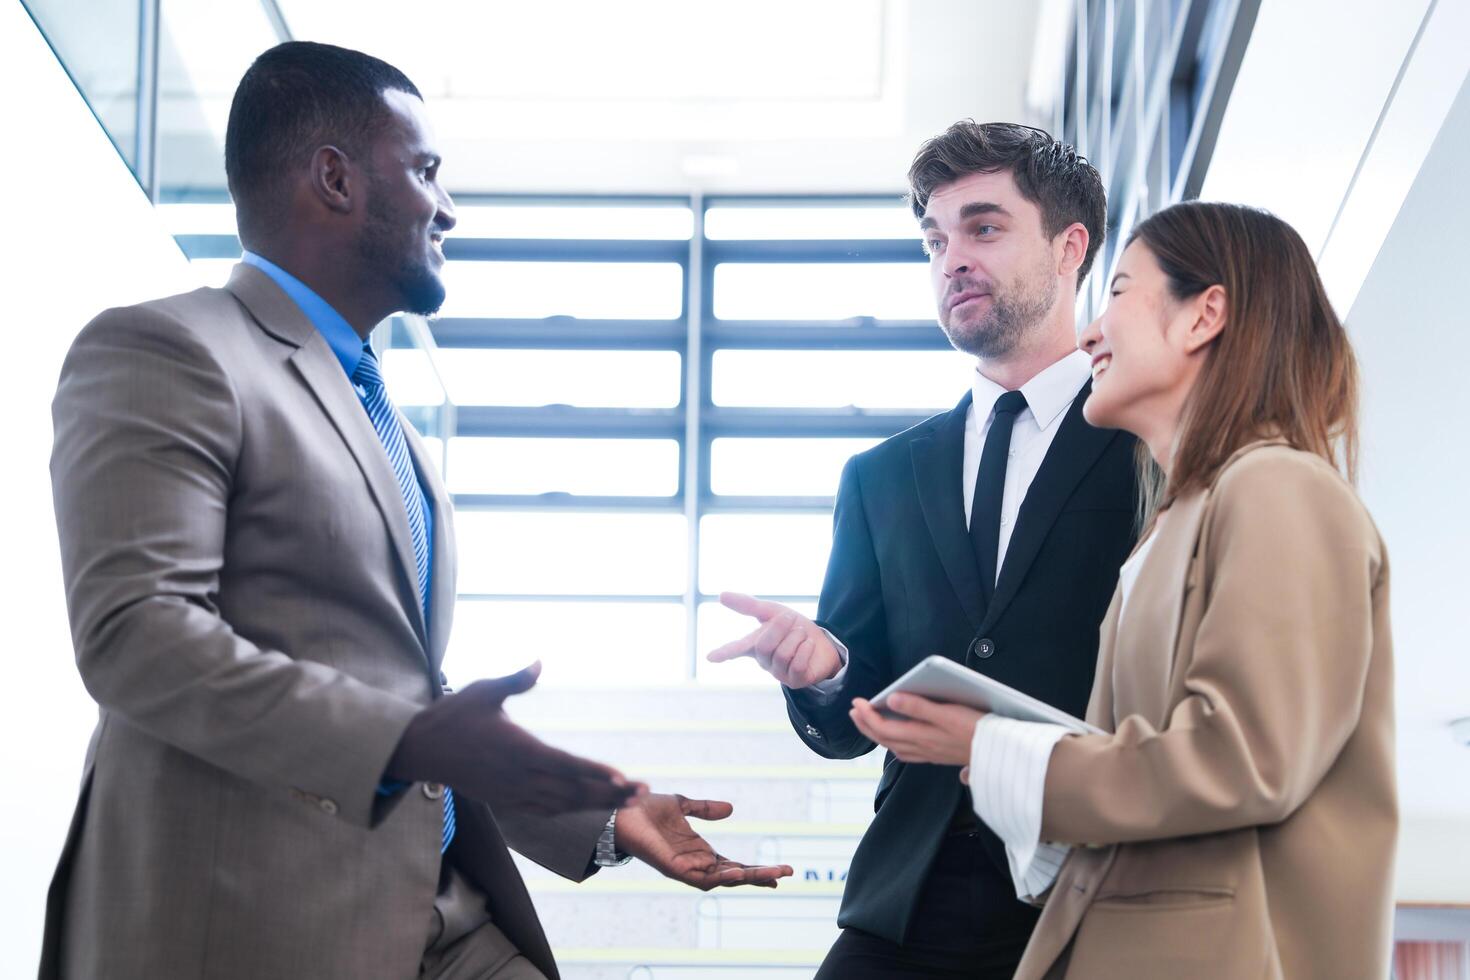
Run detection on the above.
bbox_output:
[172,192,959,678]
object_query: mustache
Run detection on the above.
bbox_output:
[945,278,996,310]
[947,278,995,298]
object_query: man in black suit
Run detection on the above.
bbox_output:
[707,122,1138,978]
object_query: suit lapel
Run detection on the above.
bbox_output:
[225,264,431,655]
[910,392,987,633]
[402,419,456,681]
[1112,489,1210,724]
[980,381,1121,633]
[289,344,431,651]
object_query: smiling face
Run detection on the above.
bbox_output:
[920,169,1061,361]
[354,88,457,317]
[1078,239,1225,463]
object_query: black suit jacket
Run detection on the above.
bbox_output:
[784,383,1139,945]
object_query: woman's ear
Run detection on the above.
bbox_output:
[1183,283,1227,355]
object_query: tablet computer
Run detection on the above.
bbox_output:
[870,655,1104,735]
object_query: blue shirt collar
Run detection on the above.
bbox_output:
[241,251,366,378]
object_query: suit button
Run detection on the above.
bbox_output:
[423,782,446,800]
[318,798,338,815]
[804,724,824,740]
[970,637,996,659]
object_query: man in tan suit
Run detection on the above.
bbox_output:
[44,41,788,980]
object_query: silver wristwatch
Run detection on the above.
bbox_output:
[593,809,633,867]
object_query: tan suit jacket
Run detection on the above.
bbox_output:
[43,264,603,980]
[1014,442,1396,979]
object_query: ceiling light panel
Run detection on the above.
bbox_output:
[281,0,884,102]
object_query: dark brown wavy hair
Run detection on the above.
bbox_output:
[1128,201,1359,517]
[906,121,1107,292]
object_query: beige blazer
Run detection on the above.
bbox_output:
[1014,442,1396,980]
[43,264,603,980]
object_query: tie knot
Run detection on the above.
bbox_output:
[993,390,1027,418]
[352,345,384,390]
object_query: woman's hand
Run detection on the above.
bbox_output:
[849,693,987,768]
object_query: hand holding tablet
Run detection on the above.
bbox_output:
[870,655,1103,735]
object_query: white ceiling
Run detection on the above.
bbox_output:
[158,0,1046,195]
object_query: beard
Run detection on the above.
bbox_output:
[356,189,447,318]
[939,257,1058,360]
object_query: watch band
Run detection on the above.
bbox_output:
[594,809,633,867]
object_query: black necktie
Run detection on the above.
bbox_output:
[970,390,1028,604]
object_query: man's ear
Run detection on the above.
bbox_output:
[309,145,355,216]
[1183,283,1227,354]
[1056,221,1090,286]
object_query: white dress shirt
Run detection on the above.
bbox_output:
[960,348,1095,567]
[968,529,1159,901]
[812,349,1094,694]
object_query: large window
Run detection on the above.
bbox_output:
[166,195,971,684]
[1054,0,1260,319]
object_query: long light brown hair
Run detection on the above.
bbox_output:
[1127,202,1359,519]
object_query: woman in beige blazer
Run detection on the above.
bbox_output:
[850,200,1394,979]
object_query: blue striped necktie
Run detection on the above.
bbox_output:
[353,344,455,853]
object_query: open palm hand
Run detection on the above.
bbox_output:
[615,794,794,891]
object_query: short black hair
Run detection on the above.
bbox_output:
[225,40,422,243]
[907,121,1107,290]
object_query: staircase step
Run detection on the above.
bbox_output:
[619,763,879,781]
[541,729,845,769]
[602,776,875,825]
[525,878,846,896]
[558,949,823,980]
[506,685,794,726]
[531,889,842,952]
[564,969,815,980]
[563,969,815,980]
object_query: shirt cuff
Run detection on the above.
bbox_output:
[969,714,1073,902]
[805,629,850,695]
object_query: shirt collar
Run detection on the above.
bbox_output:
[241,251,366,378]
[971,348,1093,431]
